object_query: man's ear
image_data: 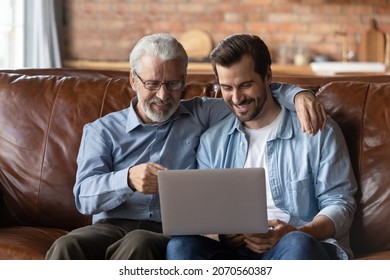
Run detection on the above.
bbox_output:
[265,67,272,84]
[129,72,136,90]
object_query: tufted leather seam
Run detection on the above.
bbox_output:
[358,83,371,186]
[37,77,67,215]
[99,78,113,117]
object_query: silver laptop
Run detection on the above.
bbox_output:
[158,168,268,235]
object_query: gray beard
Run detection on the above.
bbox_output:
[140,98,179,123]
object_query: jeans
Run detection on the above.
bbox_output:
[166,231,338,260]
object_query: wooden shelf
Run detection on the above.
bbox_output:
[64,59,389,76]
[64,60,129,71]
[64,59,314,75]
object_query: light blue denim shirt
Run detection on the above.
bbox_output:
[73,83,305,225]
[196,107,357,259]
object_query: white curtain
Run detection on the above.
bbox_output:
[29,0,63,68]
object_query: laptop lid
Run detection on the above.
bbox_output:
[158,168,268,235]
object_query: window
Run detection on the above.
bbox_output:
[0,0,24,68]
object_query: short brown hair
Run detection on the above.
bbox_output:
[209,34,271,80]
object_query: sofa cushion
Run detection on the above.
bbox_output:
[0,226,67,259]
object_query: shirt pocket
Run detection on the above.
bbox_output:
[287,177,315,219]
[162,136,200,170]
[182,136,199,148]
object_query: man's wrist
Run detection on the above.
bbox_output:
[294,90,315,103]
[127,167,136,192]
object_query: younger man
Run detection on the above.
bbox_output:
[166,34,357,260]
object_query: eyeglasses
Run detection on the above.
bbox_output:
[134,72,184,91]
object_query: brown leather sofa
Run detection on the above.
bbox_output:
[0,68,389,260]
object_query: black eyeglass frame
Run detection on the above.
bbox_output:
[134,71,184,91]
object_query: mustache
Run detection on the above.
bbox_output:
[149,97,173,106]
[231,98,254,106]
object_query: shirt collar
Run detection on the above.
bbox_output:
[228,115,245,135]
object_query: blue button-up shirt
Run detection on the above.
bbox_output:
[73,83,304,224]
[196,107,357,259]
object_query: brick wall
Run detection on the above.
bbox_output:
[63,0,390,63]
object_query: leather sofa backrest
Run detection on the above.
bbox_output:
[316,81,390,256]
[0,71,133,230]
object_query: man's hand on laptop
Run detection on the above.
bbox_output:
[128,162,167,194]
[243,219,295,253]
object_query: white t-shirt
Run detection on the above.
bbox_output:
[243,112,290,223]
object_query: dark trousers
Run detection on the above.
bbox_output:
[45,219,170,260]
